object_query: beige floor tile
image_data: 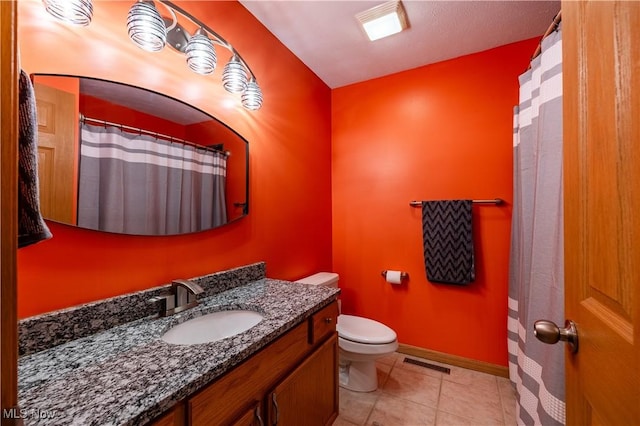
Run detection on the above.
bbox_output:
[376,362,393,389]
[333,414,361,426]
[436,410,504,426]
[443,365,500,394]
[497,376,516,401]
[366,393,437,426]
[339,353,518,426]
[339,387,380,425]
[438,379,504,423]
[497,377,517,425]
[377,352,401,367]
[382,364,441,408]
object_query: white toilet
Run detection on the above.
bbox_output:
[295,272,398,392]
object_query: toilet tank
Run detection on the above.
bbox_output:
[295,272,339,288]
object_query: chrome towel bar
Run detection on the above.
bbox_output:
[409,198,504,207]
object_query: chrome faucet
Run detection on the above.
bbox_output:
[148,279,205,317]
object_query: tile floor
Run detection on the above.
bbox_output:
[333,352,517,426]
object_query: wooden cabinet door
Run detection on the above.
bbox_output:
[268,335,338,426]
[189,322,309,425]
[563,1,640,424]
[230,402,264,426]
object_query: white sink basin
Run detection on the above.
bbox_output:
[161,310,264,345]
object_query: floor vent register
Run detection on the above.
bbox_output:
[403,357,451,374]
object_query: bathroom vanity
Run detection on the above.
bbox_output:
[155,302,338,426]
[17,263,340,425]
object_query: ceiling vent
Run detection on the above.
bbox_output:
[356,0,409,41]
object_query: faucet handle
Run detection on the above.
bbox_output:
[148,294,175,317]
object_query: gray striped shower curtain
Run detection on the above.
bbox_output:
[78,123,227,235]
[508,25,564,425]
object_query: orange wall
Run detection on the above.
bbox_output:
[17,1,333,318]
[332,38,538,366]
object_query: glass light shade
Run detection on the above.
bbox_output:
[127,0,167,52]
[242,80,263,110]
[43,0,93,26]
[222,55,248,94]
[185,28,217,75]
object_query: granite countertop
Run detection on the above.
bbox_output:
[18,279,339,426]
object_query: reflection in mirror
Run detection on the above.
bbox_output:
[32,74,249,236]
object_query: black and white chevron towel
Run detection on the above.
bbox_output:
[421,200,475,285]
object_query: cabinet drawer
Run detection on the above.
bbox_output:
[309,301,338,345]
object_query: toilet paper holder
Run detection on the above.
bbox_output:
[381,270,409,280]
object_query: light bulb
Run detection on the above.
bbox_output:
[43,0,93,26]
[242,79,263,110]
[185,28,217,75]
[222,55,248,94]
[127,0,167,52]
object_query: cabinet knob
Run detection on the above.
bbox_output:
[324,317,333,324]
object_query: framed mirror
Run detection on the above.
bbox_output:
[32,74,249,236]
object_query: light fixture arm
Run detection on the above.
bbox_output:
[155,0,177,31]
[159,0,256,81]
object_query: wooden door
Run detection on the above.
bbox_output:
[33,83,77,224]
[268,335,338,426]
[563,1,640,424]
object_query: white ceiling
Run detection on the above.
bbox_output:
[80,78,210,125]
[239,0,561,88]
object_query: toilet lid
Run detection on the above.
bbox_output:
[337,315,397,344]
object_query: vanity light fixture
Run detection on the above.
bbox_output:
[43,0,263,111]
[127,0,170,52]
[356,0,409,42]
[42,0,93,26]
[242,79,264,111]
[185,28,217,75]
[222,54,249,94]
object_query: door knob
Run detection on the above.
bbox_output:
[533,319,579,354]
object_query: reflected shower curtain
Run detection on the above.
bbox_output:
[508,25,564,425]
[78,124,227,235]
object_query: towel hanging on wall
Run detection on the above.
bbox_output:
[421,200,475,284]
[18,70,52,248]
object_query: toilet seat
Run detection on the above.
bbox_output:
[337,314,397,344]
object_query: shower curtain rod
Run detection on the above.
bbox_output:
[528,11,562,67]
[409,198,504,207]
[80,114,228,156]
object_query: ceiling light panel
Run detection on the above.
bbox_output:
[356,0,408,41]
